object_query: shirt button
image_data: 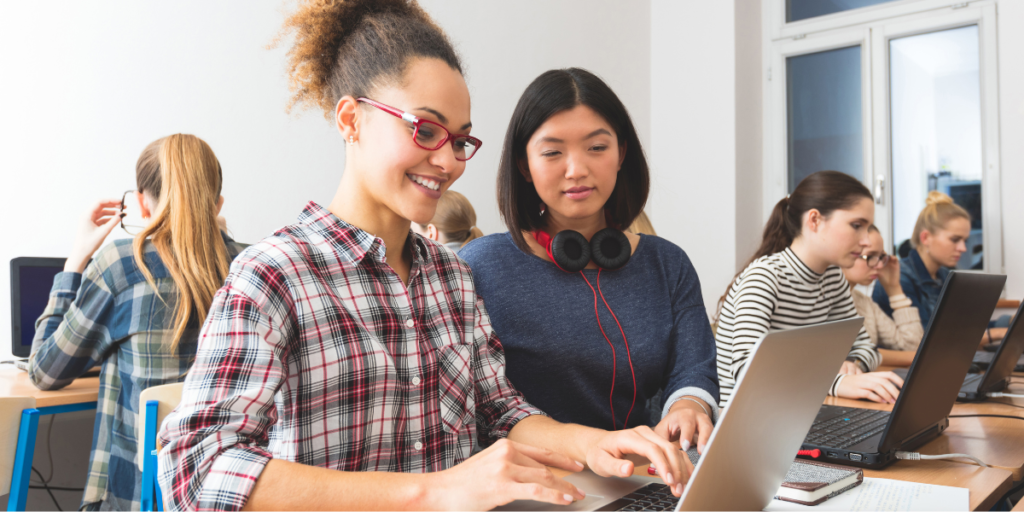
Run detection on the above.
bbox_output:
[405,319,414,328]
[414,441,423,451]
[412,377,421,386]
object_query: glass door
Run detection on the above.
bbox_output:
[888,25,983,268]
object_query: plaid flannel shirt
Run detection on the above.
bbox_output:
[158,202,543,512]
[29,234,245,511]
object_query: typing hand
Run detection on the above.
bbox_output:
[586,426,689,497]
[837,371,904,404]
[65,199,123,273]
[426,439,585,510]
[654,398,713,455]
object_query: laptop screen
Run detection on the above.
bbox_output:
[11,259,66,358]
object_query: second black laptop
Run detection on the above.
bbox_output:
[800,271,1006,469]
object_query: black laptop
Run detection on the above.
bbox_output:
[951,300,1024,401]
[800,271,1006,469]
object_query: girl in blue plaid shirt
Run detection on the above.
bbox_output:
[29,134,246,510]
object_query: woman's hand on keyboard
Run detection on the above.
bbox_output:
[585,426,688,497]
[428,438,586,510]
[655,398,713,455]
[837,371,905,404]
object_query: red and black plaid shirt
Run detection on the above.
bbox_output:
[158,202,543,511]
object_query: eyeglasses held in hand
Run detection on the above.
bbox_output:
[859,253,891,269]
[356,98,482,161]
[120,190,147,236]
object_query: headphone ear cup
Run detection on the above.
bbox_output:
[591,228,631,270]
[551,230,591,272]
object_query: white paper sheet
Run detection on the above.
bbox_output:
[764,477,969,511]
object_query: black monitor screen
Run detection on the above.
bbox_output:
[16,264,65,352]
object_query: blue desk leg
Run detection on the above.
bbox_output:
[9,409,40,512]
[7,402,97,511]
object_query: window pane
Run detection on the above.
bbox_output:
[787,46,863,192]
[788,0,899,23]
[890,25,982,269]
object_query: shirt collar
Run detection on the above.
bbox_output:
[297,201,427,266]
[909,248,945,286]
[781,246,825,283]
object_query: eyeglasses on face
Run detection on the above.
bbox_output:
[356,98,482,161]
[859,253,891,269]
[120,190,147,236]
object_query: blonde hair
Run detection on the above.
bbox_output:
[626,211,657,236]
[132,134,229,352]
[418,190,483,248]
[911,191,970,249]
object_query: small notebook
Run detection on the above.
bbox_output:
[775,458,863,506]
[679,449,862,506]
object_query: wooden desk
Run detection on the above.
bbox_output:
[997,299,1021,310]
[1,366,100,511]
[0,366,99,407]
[550,458,1011,511]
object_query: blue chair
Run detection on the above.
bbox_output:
[139,383,183,512]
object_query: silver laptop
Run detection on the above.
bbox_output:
[496,318,862,512]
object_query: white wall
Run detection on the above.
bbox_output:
[997,0,1024,301]
[0,0,652,363]
[650,0,738,315]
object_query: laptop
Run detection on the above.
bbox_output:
[950,300,1024,401]
[496,318,863,511]
[801,271,1006,469]
[10,257,67,359]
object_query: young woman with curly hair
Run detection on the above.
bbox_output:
[157,2,690,510]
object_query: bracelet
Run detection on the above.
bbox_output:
[676,396,710,419]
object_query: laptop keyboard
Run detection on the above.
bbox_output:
[597,483,677,511]
[804,406,890,449]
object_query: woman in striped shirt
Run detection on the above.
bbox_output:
[715,171,904,407]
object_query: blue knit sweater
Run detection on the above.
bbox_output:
[460,232,720,430]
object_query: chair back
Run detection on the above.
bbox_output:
[138,382,183,512]
[137,382,184,469]
[0,397,37,496]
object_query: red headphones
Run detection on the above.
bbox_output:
[532,227,637,430]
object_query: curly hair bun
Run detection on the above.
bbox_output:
[274,0,462,119]
[925,190,955,206]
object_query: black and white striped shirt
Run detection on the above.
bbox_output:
[715,247,879,406]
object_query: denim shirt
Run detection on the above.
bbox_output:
[873,248,950,329]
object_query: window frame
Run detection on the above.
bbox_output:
[762,0,1004,276]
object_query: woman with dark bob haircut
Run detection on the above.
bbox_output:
[461,68,720,463]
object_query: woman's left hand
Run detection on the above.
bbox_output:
[654,398,714,454]
[65,199,123,273]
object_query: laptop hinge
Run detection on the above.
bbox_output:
[895,420,947,451]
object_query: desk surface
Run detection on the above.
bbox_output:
[833,370,1024,481]
[0,367,99,408]
[550,459,1010,511]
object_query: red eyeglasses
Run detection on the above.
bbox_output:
[357,98,482,161]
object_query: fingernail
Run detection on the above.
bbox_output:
[564,494,574,503]
[665,471,675,484]
[575,460,584,468]
[681,440,691,451]
[621,463,631,476]
[675,483,684,495]
[698,443,706,453]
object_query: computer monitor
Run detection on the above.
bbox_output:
[10,257,66,358]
